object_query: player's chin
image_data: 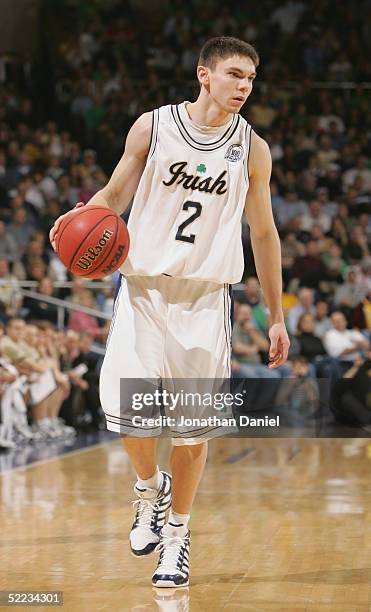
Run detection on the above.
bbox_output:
[227,101,243,112]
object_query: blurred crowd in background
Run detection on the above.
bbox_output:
[0,0,370,447]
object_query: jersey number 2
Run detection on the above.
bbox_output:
[175,200,202,244]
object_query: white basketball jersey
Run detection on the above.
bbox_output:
[121,101,251,284]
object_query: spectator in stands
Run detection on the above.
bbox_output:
[39,199,63,241]
[0,220,18,263]
[0,357,19,449]
[57,174,79,210]
[281,231,305,288]
[67,277,99,310]
[61,329,80,369]
[275,353,319,411]
[330,357,371,429]
[343,156,371,192]
[7,208,35,256]
[25,257,48,282]
[241,276,262,307]
[324,311,369,374]
[322,243,347,279]
[310,224,330,255]
[0,318,46,376]
[24,324,74,437]
[334,266,369,321]
[295,312,341,379]
[291,240,327,290]
[274,190,308,230]
[71,332,102,429]
[0,150,19,196]
[0,318,59,438]
[345,224,369,264]
[25,277,60,325]
[68,289,104,340]
[300,199,332,233]
[317,135,340,171]
[6,192,37,227]
[360,258,371,292]
[314,300,332,339]
[0,257,20,311]
[296,313,328,362]
[328,217,349,249]
[287,287,315,335]
[18,174,46,214]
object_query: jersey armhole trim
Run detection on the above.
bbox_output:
[148,109,159,159]
[246,125,253,179]
[243,124,252,184]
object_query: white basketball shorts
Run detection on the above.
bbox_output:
[99,274,233,444]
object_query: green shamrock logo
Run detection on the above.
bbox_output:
[196,164,206,173]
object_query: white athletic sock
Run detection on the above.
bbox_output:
[39,417,50,429]
[165,509,190,536]
[136,466,162,491]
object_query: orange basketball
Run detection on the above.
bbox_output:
[56,205,130,278]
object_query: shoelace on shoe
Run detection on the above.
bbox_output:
[154,535,187,574]
[132,497,159,529]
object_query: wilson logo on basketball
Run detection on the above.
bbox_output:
[76,229,114,270]
[102,244,125,274]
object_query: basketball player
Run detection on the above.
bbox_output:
[50,37,290,588]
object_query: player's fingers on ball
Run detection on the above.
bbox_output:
[268,358,280,369]
[49,228,56,250]
[282,344,289,362]
[49,213,67,248]
[281,338,290,362]
[268,351,279,367]
[269,338,278,359]
[75,201,85,209]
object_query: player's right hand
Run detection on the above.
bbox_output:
[49,202,85,252]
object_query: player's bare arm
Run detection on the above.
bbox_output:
[50,112,152,249]
[244,130,290,368]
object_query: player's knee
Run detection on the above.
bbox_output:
[174,440,208,457]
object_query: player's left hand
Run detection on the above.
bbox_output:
[49,201,85,251]
[268,322,290,369]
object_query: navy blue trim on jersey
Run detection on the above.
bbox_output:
[223,284,229,360]
[223,284,232,377]
[105,275,123,348]
[171,105,240,152]
[247,127,253,177]
[148,108,159,159]
[114,273,122,303]
[149,111,154,151]
[229,284,234,330]
[176,104,237,146]
[243,124,252,184]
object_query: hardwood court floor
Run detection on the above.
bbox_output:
[1,438,371,611]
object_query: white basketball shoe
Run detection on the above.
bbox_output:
[130,471,172,557]
[152,524,190,588]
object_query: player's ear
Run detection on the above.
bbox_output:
[197,64,210,86]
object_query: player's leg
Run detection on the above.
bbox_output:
[151,440,208,587]
[121,436,172,556]
[46,384,75,437]
[122,437,158,479]
[100,275,171,557]
[170,441,208,514]
[152,278,230,588]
